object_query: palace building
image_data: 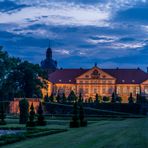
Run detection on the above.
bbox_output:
[41,47,148,103]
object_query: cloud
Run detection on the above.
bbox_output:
[0,2,111,27]
[0,0,148,69]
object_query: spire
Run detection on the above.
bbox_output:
[94,62,97,67]
[46,40,52,59]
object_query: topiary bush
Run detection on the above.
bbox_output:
[36,102,46,126]
[19,98,29,124]
[70,102,80,128]
[26,103,36,127]
[0,105,6,125]
[79,104,87,127]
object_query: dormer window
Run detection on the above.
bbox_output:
[122,80,125,83]
[132,80,135,83]
[85,75,89,78]
[59,80,62,82]
[69,80,71,82]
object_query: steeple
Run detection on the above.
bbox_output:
[41,41,57,74]
[46,40,52,59]
[94,62,98,67]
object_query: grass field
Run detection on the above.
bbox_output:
[1,117,148,148]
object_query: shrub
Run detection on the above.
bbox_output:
[128,93,134,104]
[88,97,93,103]
[111,92,116,103]
[0,105,6,125]
[79,104,87,127]
[103,96,110,103]
[62,93,67,103]
[19,98,29,124]
[36,102,46,126]
[67,90,77,103]
[95,93,100,104]
[70,102,80,128]
[26,103,36,127]
[78,93,83,103]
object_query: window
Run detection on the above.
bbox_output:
[102,87,106,94]
[136,87,140,94]
[85,75,89,78]
[85,81,89,84]
[94,88,97,94]
[85,88,89,93]
[123,87,127,94]
[102,80,106,84]
[108,87,113,94]
[117,87,120,94]
[108,80,112,84]
[144,87,148,94]
[122,80,125,83]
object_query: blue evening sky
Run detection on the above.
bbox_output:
[0,0,148,70]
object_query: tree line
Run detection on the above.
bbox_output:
[44,91,147,104]
[0,46,47,101]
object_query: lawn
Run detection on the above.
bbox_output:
[1,117,148,148]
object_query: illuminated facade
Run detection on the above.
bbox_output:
[41,47,148,103]
[44,66,148,103]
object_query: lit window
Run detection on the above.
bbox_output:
[85,88,89,93]
[80,81,83,83]
[122,80,125,83]
[132,80,135,83]
[69,80,71,82]
[102,87,106,94]
[85,81,89,84]
[102,80,106,84]
[94,88,97,93]
[144,87,148,94]
[108,80,112,84]
[85,75,89,78]
[59,80,62,82]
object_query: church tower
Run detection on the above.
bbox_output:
[41,44,57,74]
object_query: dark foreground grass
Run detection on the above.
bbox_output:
[0,126,67,146]
[1,117,148,148]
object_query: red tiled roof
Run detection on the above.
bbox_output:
[48,69,88,84]
[103,69,148,84]
[48,68,148,84]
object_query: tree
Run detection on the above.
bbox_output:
[88,97,93,103]
[79,104,87,127]
[95,93,100,104]
[78,93,83,103]
[111,92,116,103]
[116,95,122,103]
[0,48,47,99]
[19,98,29,124]
[67,90,77,103]
[70,102,80,128]
[136,93,141,104]
[37,102,46,126]
[49,93,54,102]
[0,103,6,125]
[44,95,49,102]
[103,96,110,103]
[128,93,134,104]
[26,103,36,127]
[62,93,67,103]
[56,93,61,103]
[0,47,21,100]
